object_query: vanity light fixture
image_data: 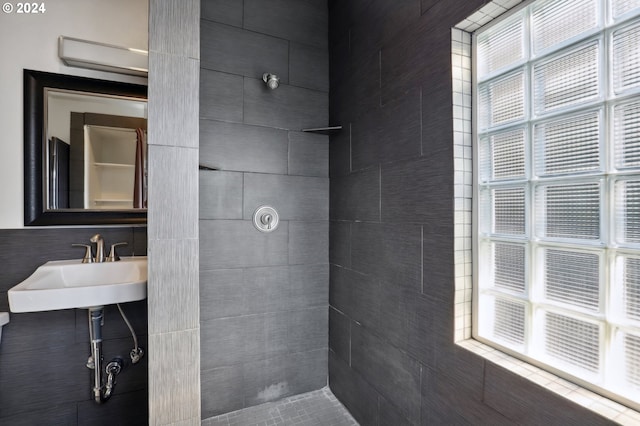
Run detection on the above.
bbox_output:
[262,73,280,90]
[58,36,148,77]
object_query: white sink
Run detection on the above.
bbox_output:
[0,312,9,344]
[8,256,147,312]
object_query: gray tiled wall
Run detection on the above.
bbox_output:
[328,0,616,425]
[147,0,201,424]
[199,0,330,420]
[0,227,148,425]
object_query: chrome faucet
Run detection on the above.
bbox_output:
[90,234,105,263]
[74,234,126,263]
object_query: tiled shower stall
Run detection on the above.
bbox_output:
[197,0,330,419]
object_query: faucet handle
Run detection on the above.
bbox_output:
[107,242,128,262]
[72,244,94,263]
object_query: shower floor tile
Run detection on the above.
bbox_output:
[202,387,359,426]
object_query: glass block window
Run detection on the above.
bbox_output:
[475,0,640,407]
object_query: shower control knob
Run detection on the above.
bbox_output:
[261,214,273,228]
[253,206,279,233]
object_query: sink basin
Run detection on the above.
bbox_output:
[8,256,147,312]
[0,312,9,344]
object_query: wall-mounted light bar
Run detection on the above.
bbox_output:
[58,36,148,77]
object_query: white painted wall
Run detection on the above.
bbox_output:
[0,0,148,228]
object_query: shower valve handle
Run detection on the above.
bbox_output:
[261,214,273,229]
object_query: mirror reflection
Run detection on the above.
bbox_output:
[24,69,147,226]
[45,89,147,210]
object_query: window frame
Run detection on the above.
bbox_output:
[470,0,640,411]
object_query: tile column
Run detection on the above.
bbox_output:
[147,1,201,424]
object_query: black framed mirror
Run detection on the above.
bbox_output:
[24,69,147,226]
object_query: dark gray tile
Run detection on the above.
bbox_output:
[350,324,422,424]
[422,83,455,155]
[201,316,255,370]
[329,264,380,331]
[329,34,348,92]
[286,348,328,395]
[421,366,512,426]
[200,68,244,122]
[483,362,613,426]
[201,20,289,81]
[0,341,87,417]
[379,395,414,426]
[244,0,328,48]
[329,307,350,364]
[259,312,291,360]
[423,220,455,302]
[349,0,421,57]
[328,0,355,51]
[329,350,379,426]
[288,307,328,353]
[330,50,380,125]
[381,153,453,224]
[199,268,244,321]
[289,131,329,177]
[329,123,351,178]
[290,42,330,92]
[244,78,329,131]
[378,8,451,104]
[0,404,77,426]
[289,221,329,265]
[423,284,456,356]
[328,265,349,314]
[433,345,486,403]
[289,263,329,309]
[201,365,245,418]
[243,349,328,407]
[201,0,243,27]
[199,266,294,319]
[243,353,292,406]
[351,222,422,291]
[381,0,487,101]
[243,174,329,221]
[351,86,422,171]
[420,0,440,14]
[200,119,288,174]
[243,266,290,314]
[329,221,351,268]
[426,0,487,28]
[376,283,420,352]
[200,220,289,270]
[331,263,435,366]
[330,168,380,222]
[77,389,148,426]
[132,227,148,257]
[200,313,288,370]
[377,286,435,366]
[199,170,243,219]
[0,309,76,354]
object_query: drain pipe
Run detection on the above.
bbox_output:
[88,307,123,404]
[89,308,104,403]
[103,357,123,400]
